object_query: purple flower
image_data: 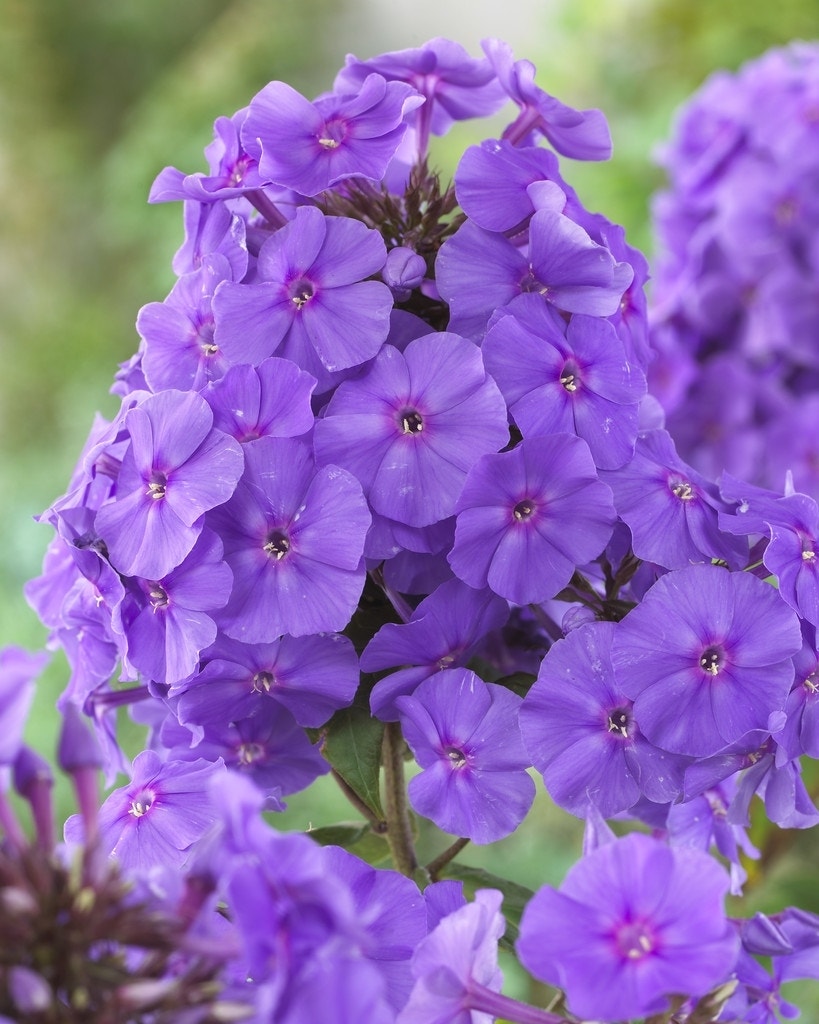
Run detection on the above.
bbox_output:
[204,356,316,444]
[763,492,819,627]
[611,564,802,757]
[0,648,48,766]
[65,750,225,874]
[95,390,244,580]
[208,437,370,641]
[448,434,616,605]
[335,38,506,157]
[520,621,686,818]
[136,254,233,393]
[363,578,509,721]
[602,428,748,570]
[398,889,505,1024]
[242,74,422,196]
[483,295,646,469]
[121,529,233,687]
[212,206,393,385]
[517,832,739,1021]
[396,670,535,844]
[482,37,612,160]
[314,332,508,528]
[173,632,359,731]
[437,209,633,341]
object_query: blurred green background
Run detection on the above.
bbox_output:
[2,0,819,1006]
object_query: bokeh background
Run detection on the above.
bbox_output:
[3,0,819,1003]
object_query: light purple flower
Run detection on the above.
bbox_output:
[65,750,225,874]
[95,389,244,580]
[517,832,739,1021]
[242,73,422,196]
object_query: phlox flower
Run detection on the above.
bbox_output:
[314,332,508,528]
[520,621,685,818]
[396,670,534,844]
[448,434,616,605]
[212,205,393,384]
[65,750,225,874]
[611,564,802,757]
[208,436,370,641]
[95,389,244,581]
[517,832,739,1021]
[242,73,423,196]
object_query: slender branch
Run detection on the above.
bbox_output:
[331,768,387,833]
[426,837,470,881]
[382,722,417,876]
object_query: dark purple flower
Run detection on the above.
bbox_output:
[611,564,802,757]
[397,669,535,844]
[212,206,392,385]
[517,833,739,1021]
[242,74,422,196]
[482,37,612,160]
[171,701,329,798]
[173,632,359,731]
[209,437,370,641]
[95,390,244,580]
[520,621,686,818]
[483,295,646,469]
[364,578,509,721]
[314,332,508,527]
[448,434,616,605]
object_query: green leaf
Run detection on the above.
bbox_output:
[439,863,535,945]
[322,704,385,820]
[306,823,392,866]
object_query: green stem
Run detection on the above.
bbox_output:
[382,722,417,876]
[331,768,387,833]
[426,837,470,881]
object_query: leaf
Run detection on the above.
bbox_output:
[322,704,385,820]
[439,863,536,945]
[306,823,392,866]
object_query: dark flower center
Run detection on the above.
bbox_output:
[128,789,155,818]
[670,477,694,501]
[317,118,346,149]
[197,318,218,356]
[149,584,169,611]
[607,708,630,738]
[699,645,724,676]
[147,472,168,501]
[560,361,580,393]
[803,670,819,694]
[290,279,315,309]
[513,499,536,521]
[400,409,425,434]
[445,746,467,768]
[264,531,291,560]
[238,742,265,766]
[252,670,275,693]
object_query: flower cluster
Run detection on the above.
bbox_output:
[650,42,819,491]
[9,34,819,1024]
